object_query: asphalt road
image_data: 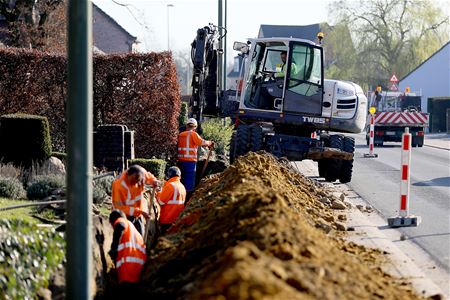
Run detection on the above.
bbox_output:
[347,133,450,272]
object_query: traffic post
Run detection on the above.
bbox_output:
[363,107,378,158]
[387,127,421,227]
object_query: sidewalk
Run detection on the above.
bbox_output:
[425,133,450,150]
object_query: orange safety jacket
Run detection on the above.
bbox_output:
[157,176,186,224]
[112,170,157,217]
[177,130,211,162]
[113,217,147,283]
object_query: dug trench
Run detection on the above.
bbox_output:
[91,151,428,300]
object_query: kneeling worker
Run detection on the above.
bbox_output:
[109,209,146,287]
[157,166,186,233]
[112,165,160,236]
[177,118,214,196]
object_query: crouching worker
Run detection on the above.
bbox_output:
[157,166,186,234]
[108,210,146,296]
[112,165,160,236]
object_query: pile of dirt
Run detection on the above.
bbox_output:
[140,152,424,299]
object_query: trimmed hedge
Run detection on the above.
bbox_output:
[0,114,52,167]
[129,158,167,180]
[178,102,188,128]
[201,118,234,155]
[0,48,181,159]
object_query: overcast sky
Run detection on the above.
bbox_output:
[92,0,332,56]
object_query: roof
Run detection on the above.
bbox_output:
[400,40,450,82]
[258,24,322,41]
[92,2,137,42]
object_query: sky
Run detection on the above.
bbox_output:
[92,0,333,58]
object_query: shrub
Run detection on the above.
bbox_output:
[95,175,115,196]
[0,114,52,167]
[26,174,65,200]
[0,219,65,299]
[0,162,23,179]
[200,118,234,155]
[0,176,26,199]
[178,101,188,128]
[93,185,108,205]
[128,159,167,180]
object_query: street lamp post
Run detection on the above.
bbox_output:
[167,4,174,50]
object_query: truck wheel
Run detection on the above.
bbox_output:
[230,125,250,163]
[318,160,328,178]
[324,135,343,182]
[250,124,264,151]
[339,136,355,183]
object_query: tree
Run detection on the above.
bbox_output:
[173,50,193,95]
[328,0,449,90]
[0,0,65,50]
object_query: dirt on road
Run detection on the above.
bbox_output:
[139,152,425,300]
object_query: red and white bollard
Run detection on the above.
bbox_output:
[311,131,317,139]
[363,114,378,158]
[388,127,421,227]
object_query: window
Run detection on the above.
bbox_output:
[287,44,322,97]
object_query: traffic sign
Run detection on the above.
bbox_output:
[389,83,399,91]
[390,74,399,82]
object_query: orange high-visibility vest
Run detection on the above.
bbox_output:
[157,176,186,224]
[112,171,157,217]
[177,130,211,162]
[113,217,147,283]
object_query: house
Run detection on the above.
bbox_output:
[0,2,138,54]
[399,41,450,132]
[92,3,138,54]
[258,24,323,41]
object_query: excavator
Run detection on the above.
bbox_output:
[189,24,368,183]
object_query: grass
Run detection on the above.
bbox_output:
[0,198,37,223]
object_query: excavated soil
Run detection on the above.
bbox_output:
[140,152,424,300]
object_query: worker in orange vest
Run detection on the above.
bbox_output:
[157,166,186,233]
[177,118,214,196]
[112,165,160,236]
[108,209,146,295]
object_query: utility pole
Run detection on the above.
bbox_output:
[218,0,223,92]
[66,0,93,298]
[223,0,227,91]
[167,4,174,50]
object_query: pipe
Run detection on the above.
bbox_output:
[66,0,93,298]
[0,200,66,211]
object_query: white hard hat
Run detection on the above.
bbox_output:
[187,118,198,127]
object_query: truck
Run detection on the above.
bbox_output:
[366,91,429,147]
[189,24,368,183]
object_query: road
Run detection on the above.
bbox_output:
[348,133,450,273]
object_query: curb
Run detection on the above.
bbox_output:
[424,144,450,151]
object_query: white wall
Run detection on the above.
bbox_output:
[399,43,450,113]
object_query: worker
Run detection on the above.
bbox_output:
[108,209,146,295]
[177,118,214,196]
[157,166,186,234]
[112,165,160,236]
[275,50,298,79]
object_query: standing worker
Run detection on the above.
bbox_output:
[108,209,146,296]
[157,166,186,233]
[112,165,160,236]
[177,118,214,197]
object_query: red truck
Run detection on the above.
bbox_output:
[366,91,429,147]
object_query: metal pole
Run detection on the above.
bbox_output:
[223,0,227,91]
[66,0,93,298]
[218,0,223,92]
[167,4,174,50]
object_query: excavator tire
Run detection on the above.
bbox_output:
[339,136,355,183]
[324,135,343,182]
[230,124,250,164]
[250,124,264,152]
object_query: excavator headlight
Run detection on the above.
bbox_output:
[337,88,354,96]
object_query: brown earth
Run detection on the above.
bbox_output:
[136,152,426,299]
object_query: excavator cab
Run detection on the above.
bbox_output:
[237,38,323,117]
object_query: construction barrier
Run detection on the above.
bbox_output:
[363,114,378,158]
[388,127,421,227]
[311,131,317,139]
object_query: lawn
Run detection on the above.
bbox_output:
[0,198,38,223]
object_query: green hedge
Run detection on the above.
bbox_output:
[0,176,26,199]
[178,102,188,128]
[128,159,167,180]
[201,118,234,155]
[0,114,52,167]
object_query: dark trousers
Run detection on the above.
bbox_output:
[178,161,197,192]
[127,215,144,236]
